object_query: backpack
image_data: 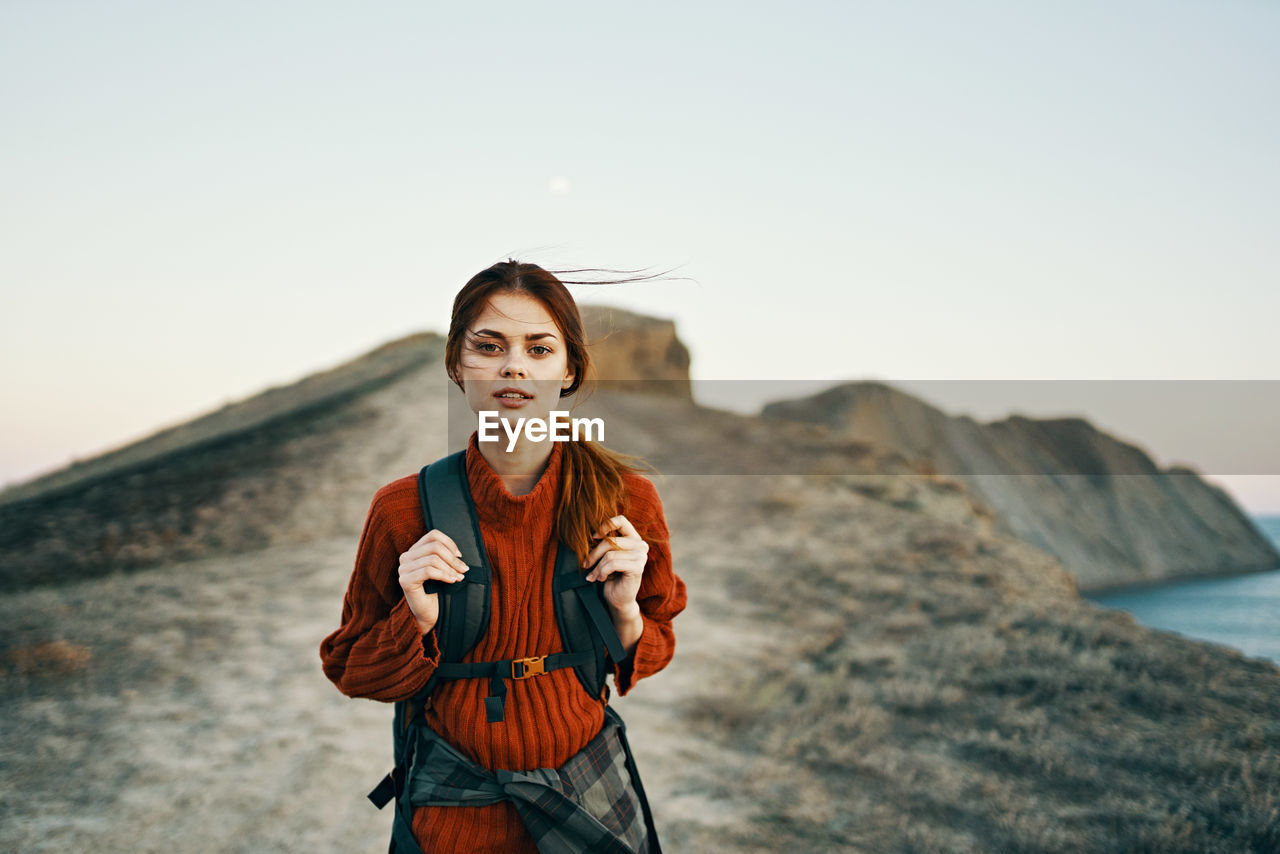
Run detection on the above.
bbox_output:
[365,449,632,846]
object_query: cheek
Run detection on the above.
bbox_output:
[456,353,486,372]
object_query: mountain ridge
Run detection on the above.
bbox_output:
[762,380,1279,591]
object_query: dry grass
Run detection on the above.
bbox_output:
[5,641,92,676]
[673,475,1280,853]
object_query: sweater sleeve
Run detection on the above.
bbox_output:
[611,477,687,697]
[319,489,441,702]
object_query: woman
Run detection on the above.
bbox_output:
[319,259,688,853]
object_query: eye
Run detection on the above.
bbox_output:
[476,341,501,353]
[530,345,552,356]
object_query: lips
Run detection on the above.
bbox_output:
[494,386,534,400]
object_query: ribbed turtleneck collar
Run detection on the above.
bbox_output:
[464,430,564,527]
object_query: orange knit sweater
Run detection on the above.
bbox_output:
[319,431,687,852]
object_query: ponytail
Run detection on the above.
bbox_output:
[557,440,666,565]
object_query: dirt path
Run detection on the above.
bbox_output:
[0,511,771,852]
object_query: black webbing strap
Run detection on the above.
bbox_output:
[367,770,396,808]
[573,585,628,664]
[392,739,428,854]
[434,650,597,723]
[392,789,425,854]
[422,452,483,572]
[419,453,489,598]
[368,752,428,853]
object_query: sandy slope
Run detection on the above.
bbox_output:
[0,507,773,852]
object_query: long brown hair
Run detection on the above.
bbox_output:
[444,258,680,564]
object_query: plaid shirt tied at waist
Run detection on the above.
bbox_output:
[404,703,658,854]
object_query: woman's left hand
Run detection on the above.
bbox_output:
[583,515,648,612]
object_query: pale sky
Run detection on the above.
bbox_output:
[2,1,1278,510]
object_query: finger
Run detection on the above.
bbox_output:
[422,529,465,561]
[582,536,628,569]
[587,552,640,583]
[586,556,613,583]
[401,566,446,586]
[593,515,639,540]
[428,542,470,572]
[403,555,467,583]
[402,549,466,576]
[586,537,614,571]
[428,554,468,581]
[582,530,647,569]
[408,537,468,572]
[401,566,457,589]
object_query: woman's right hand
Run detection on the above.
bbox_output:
[398,530,469,633]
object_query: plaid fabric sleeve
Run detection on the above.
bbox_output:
[407,713,654,854]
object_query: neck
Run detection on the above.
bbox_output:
[478,439,555,497]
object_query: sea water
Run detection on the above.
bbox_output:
[1085,515,1280,665]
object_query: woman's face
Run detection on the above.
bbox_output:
[456,292,575,425]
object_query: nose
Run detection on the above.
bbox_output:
[501,354,528,379]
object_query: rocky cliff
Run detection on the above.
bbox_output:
[578,304,693,398]
[761,380,1279,591]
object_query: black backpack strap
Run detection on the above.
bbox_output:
[367,764,425,854]
[390,720,429,854]
[574,580,628,664]
[552,537,628,702]
[388,452,489,759]
[421,451,491,596]
[371,453,494,805]
[390,798,425,854]
[422,452,491,666]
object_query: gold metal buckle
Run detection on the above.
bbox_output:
[511,655,547,679]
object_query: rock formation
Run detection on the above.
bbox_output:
[761,380,1279,591]
[578,304,693,398]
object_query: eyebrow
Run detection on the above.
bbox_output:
[472,329,559,341]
